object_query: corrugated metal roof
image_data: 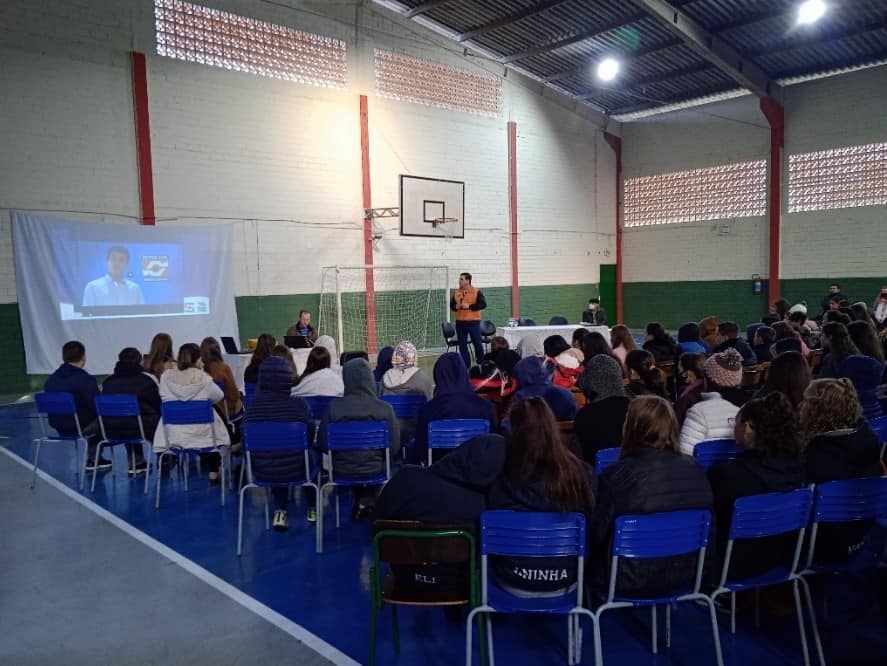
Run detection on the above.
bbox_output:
[375,0,887,119]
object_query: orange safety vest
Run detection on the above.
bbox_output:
[455,286,482,322]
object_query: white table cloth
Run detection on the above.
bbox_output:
[495,324,610,353]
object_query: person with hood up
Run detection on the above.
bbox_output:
[573,355,630,463]
[380,341,433,399]
[244,356,313,530]
[543,334,583,389]
[677,322,708,355]
[318,358,400,521]
[373,346,395,384]
[708,392,804,580]
[506,355,578,425]
[154,343,231,482]
[412,352,497,464]
[291,345,344,398]
[679,348,745,455]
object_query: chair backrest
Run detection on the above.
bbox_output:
[480,510,586,557]
[374,520,476,566]
[746,322,764,344]
[693,438,745,470]
[728,488,813,540]
[613,510,711,559]
[549,315,568,325]
[243,421,308,453]
[479,319,496,336]
[161,399,215,425]
[517,318,536,327]
[243,382,257,408]
[305,395,336,420]
[326,420,390,451]
[213,379,226,395]
[595,447,620,475]
[442,321,456,340]
[741,366,762,387]
[868,415,887,444]
[381,393,427,419]
[94,393,141,418]
[428,418,489,453]
[34,391,76,416]
[811,477,887,524]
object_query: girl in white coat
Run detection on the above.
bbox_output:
[679,348,746,455]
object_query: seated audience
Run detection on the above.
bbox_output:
[850,302,873,324]
[471,336,510,380]
[680,348,744,455]
[800,378,882,564]
[751,325,775,364]
[373,346,395,384]
[291,345,344,398]
[677,322,708,354]
[840,355,884,420]
[380,341,433,399]
[286,309,317,344]
[318,358,400,521]
[609,324,636,369]
[574,355,630,463]
[624,349,668,399]
[699,315,720,351]
[873,286,887,330]
[571,327,589,356]
[582,297,607,325]
[642,322,679,362]
[708,393,803,580]
[543,334,582,389]
[823,309,852,327]
[243,333,276,385]
[848,320,885,362]
[155,344,230,482]
[44,340,106,469]
[508,356,578,423]
[773,321,810,358]
[515,336,544,359]
[244,356,313,530]
[820,283,844,317]
[714,321,758,366]
[200,337,243,424]
[101,347,162,473]
[314,335,341,373]
[270,344,298,384]
[771,297,792,322]
[816,322,859,378]
[589,396,712,598]
[581,331,617,366]
[412,352,497,465]
[754,351,811,409]
[674,352,706,423]
[788,309,819,350]
[143,332,176,381]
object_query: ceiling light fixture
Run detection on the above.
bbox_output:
[797,0,827,25]
[597,58,619,82]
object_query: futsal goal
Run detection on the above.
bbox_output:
[318,265,450,356]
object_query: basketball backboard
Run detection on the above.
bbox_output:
[400,175,465,238]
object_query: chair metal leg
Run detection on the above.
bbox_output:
[666,603,672,649]
[466,608,478,666]
[220,451,227,506]
[651,605,657,653]
[391,605,400,654]
[30,440,42,489]
[702,596,725,666]
[793,579,812,666]
[316,485,326,554]
[183,454,190,491]
[237,485,248,556]
[755,588,761,629]
[567,615,574,664]
[368,578,378,666]
[485,614,495,666]
[90,443,103,492]
[335,491,340,528]
[731,591,737,634]
[591,611,603,666]
[143,445,151,495]
[264,488,270,530]
[798,576,826,666]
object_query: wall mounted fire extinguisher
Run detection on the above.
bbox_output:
[752,273,762,295]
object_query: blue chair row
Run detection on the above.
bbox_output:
[594,438,746,477]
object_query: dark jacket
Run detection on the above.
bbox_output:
[752,344,773,364]
[643,338,679,363]
[413,353,497,463]
[44,363,99,435]
[675,379,705,423]
[815,351,847,379]
[244,356,312,483]
[582,308,607,325]
[715,386,751,408]
[677,324,707,355]
[708,453,804,580]
[714,338,758,366]
[319,359,399,477]
[839,355,885,420]
[373,346,395,383]
[589,447,713,597]
[100,361,162,441]
[510,356,578,422]
[804,421,882,564]
[625,379,668,400]
[573,396,630,464]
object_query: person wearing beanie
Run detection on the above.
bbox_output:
[679,348,744,455]
[573,355,630,463]
[677,322,707,355]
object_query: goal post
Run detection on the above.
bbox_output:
[318,265,451,357]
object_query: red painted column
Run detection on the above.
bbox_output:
[359,95,378,354]
[508,121,519,318]
[131,52,156,225]
[760,97,784,306]
[604,132,623,323]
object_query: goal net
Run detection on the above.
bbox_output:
[318,265,450,356]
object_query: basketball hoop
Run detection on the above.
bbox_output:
[432,217,459,241]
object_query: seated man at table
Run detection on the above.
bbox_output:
[286,310,316,346]
[581,297,607,325]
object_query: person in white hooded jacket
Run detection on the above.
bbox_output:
[154,344,231,474]
[679,348,747,455]
[291,344,344,398]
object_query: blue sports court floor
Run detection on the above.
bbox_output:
[1,398,885,665]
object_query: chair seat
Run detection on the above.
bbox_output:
[381,573,470,606]
[252,463,320,487]
[330,472,388,486]
[718,566,795,592]
[486,581,579,614]
[592,587,698,607]
[802,549,881,576]
[100,438,150,445]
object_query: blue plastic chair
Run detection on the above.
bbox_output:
[465,510,594,666]
[237,421,319,555]
[594,447,620,476]
[868,415,887,459]
[593,509,722,666]
[799,478,887,665]
[243,382,257,409]
[93,394,152,494]
[305,395,336,421]
[693,438,745,470]
[156,400,229,509]
[380,393,427,419]
[427,418,490,465]
[31,392,88,490]
[709,489,816,666]
[318,420,391,553]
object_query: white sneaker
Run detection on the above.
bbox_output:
[272,509,289,532]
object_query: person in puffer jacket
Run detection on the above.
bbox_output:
[677,322,708,355]
[318,358,399,520]
[588,396,712,598]
[680,348,745,455]
[543,334,583,389]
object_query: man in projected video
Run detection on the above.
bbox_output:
[82,245,144,307]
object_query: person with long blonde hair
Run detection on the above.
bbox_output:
[143,332,176,380]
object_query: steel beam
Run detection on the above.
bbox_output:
[457,0,571,43]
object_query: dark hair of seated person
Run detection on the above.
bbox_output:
[177,343,201,371]
[758,351,810,409]
[62,340,86,364]
[118,347,142,364]
[299,345,330,380]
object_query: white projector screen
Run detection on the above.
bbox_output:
[13,213,239,375]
